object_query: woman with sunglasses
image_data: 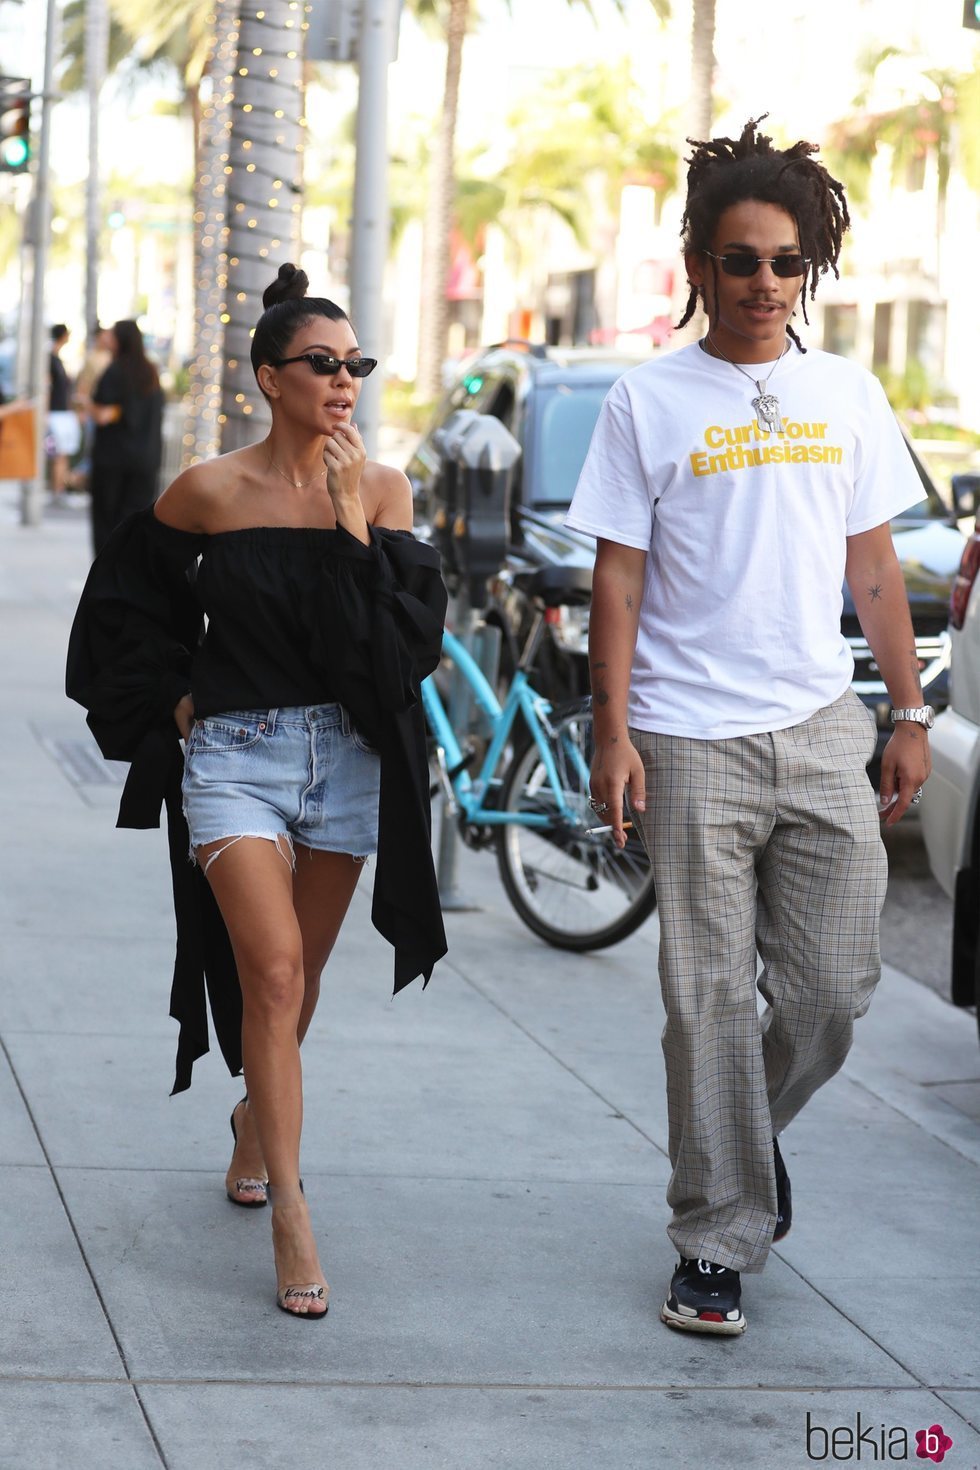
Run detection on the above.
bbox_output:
[67,264,447,1319]
[567,118,930,1337]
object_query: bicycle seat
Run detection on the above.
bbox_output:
[511,564,593,608]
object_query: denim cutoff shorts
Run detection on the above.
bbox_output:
[182,704,380,863]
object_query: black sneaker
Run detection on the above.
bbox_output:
[773,1136,792,1242]
[661,1257,746,1335]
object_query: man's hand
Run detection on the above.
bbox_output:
[878,723,931,827]
[173,694,195,741]
[590,733,646,849]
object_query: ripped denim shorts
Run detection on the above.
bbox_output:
[181,705,380,869]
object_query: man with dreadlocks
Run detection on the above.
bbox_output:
[567,117,931,1335]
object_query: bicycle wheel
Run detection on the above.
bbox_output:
[495,700,657,950]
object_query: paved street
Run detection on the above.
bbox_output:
[1,484,978,1470]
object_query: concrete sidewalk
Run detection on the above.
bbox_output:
[1,488,978,1470]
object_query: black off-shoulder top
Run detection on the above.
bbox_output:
[66,508,449,1093]
[192,527,349,717]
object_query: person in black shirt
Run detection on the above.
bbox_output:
[48,324,81,498]
[68,264,447,1321]
[89,320,164,553]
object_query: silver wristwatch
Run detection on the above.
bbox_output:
[889,705,935,729]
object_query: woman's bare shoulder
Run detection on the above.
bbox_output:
[363,461,413,531]
[154,449,257,534]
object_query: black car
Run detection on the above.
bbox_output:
[407,341,964,766]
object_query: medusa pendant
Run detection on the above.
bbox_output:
[752,390,784,435]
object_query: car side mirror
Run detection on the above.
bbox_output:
[951,473,980,519]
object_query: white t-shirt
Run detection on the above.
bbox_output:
[565,342,924,739]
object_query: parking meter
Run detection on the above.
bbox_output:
[433,410,521,607]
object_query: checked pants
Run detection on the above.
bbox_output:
[631,689,887,1274]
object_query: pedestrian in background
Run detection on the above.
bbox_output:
[567,116,931,1336]
[72,323,115,498]
[67,264,447,1320]
[47,324,81,500]
[74,322,114,405]
[88,319,164,554]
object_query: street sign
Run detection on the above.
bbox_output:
[306,0,360,61]
[305,0,403,63]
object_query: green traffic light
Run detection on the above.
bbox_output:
[0,135,28,168]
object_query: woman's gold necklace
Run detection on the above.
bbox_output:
[267,454,325,489]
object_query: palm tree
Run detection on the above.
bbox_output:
[412,0,469,400]
[185,0,237,464]
[688,0,715,142]
[61,0,235,457]
[451,62,677,345]
[217,0,306,451]
[409,0,671,399]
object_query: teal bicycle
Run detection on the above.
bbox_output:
[421,565,657,951]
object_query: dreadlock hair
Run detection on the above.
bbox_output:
[677,115,850,352]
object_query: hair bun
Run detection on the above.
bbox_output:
[262,263,309,310]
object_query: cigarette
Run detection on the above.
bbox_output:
[586,821,634,835]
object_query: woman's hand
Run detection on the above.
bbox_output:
[322,422,367,508]
[173,694,195,741]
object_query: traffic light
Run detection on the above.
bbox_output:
[965,0,980,29]
[0,77,31,173]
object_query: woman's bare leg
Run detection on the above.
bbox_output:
[202,836,367,1313]
[225,845,363,1197]
[292,845,365,1043]
[199,835,323,1312]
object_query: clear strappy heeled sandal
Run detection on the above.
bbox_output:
[226,1096,268,1208]
[269,1184,329,1321]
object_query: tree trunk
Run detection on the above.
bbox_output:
[689,0,716,144]
[184,0,237,466]
[414,0,469,401]
[219,0,305,453]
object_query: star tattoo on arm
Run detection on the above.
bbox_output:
[868,584,882,601]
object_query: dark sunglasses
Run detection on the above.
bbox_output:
[272,352,378,378]
[705,251,809,278]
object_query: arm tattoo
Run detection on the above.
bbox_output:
[625,593,633,611]
[868,584,882,601]
[594,689,610,706]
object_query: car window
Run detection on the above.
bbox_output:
[897,433,948,521]
[526,382,611,507]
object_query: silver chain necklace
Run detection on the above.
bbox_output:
[267,453,325,489]
[702,334,790,434]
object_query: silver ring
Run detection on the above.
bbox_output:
[589,799,608,814]
[910,788,923,805]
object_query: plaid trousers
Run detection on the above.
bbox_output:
[631,689,887,1273]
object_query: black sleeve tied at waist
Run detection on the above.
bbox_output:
[66,508,240,1095]
[308,525,449,992]
[66,510,449,1093]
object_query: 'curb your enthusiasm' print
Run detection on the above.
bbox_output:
[690,420,844,477]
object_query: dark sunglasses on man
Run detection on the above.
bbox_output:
[272,352,378,378]
[704,251,810,278]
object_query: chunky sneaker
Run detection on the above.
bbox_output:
[773,1136,792,1242]
[661,1257,746,1335]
